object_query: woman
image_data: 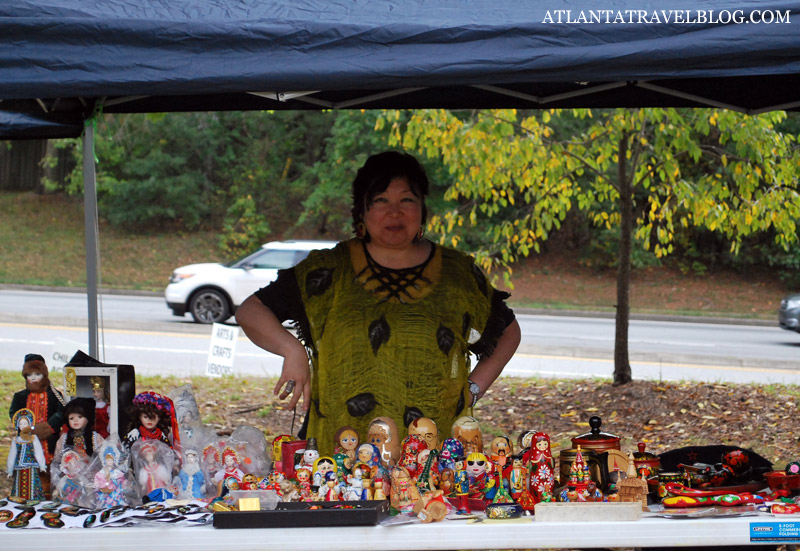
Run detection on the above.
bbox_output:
[237,151,521,456]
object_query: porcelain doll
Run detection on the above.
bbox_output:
[366,417,401,468]
[203,444,222,481]
[124,391,180,452]
[344,465,368,501]
[438,437,465,472]
[528,432,555,503]
[94,444,129,508]
[134,440,174,500]
[7,408,47,501]
[90,376,110,438]
[214,446,245,486]
[55,397,104,461]
[407,417,439,452]
[333,426,360,461]
[53,450,88,505]
[176,447,206,499]
[452,416,483,454]
[398,435,427,479]
[10,354,67,466]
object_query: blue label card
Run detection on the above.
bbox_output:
[750,521,800,542]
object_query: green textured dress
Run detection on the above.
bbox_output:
[256,238,514,456]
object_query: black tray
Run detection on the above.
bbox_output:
[213,500,390,529]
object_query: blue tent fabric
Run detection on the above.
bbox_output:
[1,0,799,138]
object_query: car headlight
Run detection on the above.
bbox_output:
[786,298,800,310]
[169,273,195,284]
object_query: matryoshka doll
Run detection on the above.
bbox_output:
[398,435,427,479]
[333,426,360,461]
[528,432,555,503]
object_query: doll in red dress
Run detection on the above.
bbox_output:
[91,376,110,438]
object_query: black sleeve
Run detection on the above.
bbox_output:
[254,268,303,323]
[254,268,313,350]
[468,290,516,360]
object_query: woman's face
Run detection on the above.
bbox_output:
[68,412,87,431]
[363,177,422,251]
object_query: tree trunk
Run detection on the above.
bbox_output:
[614,132,633,385]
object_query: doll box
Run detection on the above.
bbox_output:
[213,499,390,529]
[63,350,136,437]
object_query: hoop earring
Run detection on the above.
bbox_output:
[356,222,366,239]
[415,226,424,241]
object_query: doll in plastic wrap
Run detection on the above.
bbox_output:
[94,442,129,508]
[318,470,341,501]
[7,408,48,501]
[213,446,245,488]
[133,439,176,502]
[91,376,110,438]
[124,391,180,452]
[53,450,90,506]
[55,397,104,461]
[229,425,271,477]
[176,447,206,500]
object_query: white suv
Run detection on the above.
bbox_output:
[165,240,337,323]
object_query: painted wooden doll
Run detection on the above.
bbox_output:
[7,408,47,501]
[333,426,360,461]
[528,432,555,503]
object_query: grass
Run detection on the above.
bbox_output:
[1,191,790,320]
[0,192,221,291]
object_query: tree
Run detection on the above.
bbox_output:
[381,108,800,384]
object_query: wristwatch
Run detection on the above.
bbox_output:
[468,379,481,407]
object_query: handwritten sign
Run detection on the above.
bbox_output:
[206,323,239,377]
[51,337,84,372]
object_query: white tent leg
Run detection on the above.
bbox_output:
[82,124,99,358]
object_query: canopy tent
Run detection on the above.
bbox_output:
[1,0,799,355]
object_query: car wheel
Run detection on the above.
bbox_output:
[189,289,231,324]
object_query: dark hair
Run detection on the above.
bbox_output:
[351,151,429,240]
[126,402,172,437]
[65,397,97,456]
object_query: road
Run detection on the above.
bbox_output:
[1,288,799,384]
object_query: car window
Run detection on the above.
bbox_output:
[247,249,301,269]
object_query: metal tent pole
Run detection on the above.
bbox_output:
[82,122,99,358]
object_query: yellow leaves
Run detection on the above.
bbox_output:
[721,154,727,167]
[560,411,577,417]
[709,111,718,126]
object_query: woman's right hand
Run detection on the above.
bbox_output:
[273,345,310,411]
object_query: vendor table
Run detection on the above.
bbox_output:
[3,514,799,550]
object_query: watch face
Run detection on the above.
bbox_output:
[469,382,480,395]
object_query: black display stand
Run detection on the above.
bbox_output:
[213,500,390,529]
